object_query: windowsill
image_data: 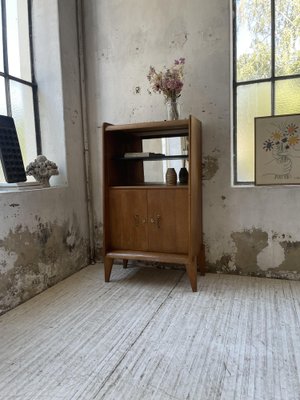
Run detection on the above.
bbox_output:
[0,181,66,193]
[233,183,300,188]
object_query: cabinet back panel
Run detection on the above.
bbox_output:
[105,133,144,185]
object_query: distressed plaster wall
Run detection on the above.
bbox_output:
[84,0,300,279]
[0,0,90,315]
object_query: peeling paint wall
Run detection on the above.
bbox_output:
[202,154,219,181]
[83,0,300,281]
[0,216,88,314]
[0,0,90,315]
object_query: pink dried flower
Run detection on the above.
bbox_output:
[147,58,185,101]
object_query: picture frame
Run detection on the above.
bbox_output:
[255,113,300,186]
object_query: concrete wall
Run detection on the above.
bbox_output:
[0,0,90,315]
[84,0,300,280]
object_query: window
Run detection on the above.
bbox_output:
[233,0,300,184]
[0,0,40,182]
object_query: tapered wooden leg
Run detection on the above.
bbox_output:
[198,244,206,276]
[104,257,113,282]
[123,259,128,269]
[186,258,197,292]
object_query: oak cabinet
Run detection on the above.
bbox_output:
[103,115,204,291]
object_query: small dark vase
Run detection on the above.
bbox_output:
[179,167,189,184]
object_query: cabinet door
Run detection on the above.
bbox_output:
[109,189,148,251]
[147,189,188,254]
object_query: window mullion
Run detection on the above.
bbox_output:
[27,0,41,155]
[271,0,275,115]
[232,0,238,184]
[1,0,11,115]
[27,0,34,83]
[1,0,7,75]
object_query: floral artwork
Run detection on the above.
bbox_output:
[255,114,300,185]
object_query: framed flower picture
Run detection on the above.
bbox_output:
[255,114,300,185]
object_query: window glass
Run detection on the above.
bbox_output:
[0,77,7,181]
[0,5,3,72]
[0,0,40,184]
[275,0,300,77]
[275,79,300,115]
[6,0,31,81]
[0,76,6,184]
[236,82,271,182]
[236,0,271,82]
[10,80,37,168]
[0,77,7,114]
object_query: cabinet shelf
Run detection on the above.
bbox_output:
[115,154,188,162]
[106,250,189,265]
[109,184,188,189]
[105,119,189,139]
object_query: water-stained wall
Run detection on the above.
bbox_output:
[0,0,90,315]
[0,201,88,314]
[83,0,300,280]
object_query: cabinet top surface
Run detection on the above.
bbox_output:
[103,115,200,137]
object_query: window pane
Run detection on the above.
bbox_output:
[236,0,271,82]
[10,80,36,168]
[0,4,3,72]
[0,76,6,182]
[0,77,7,114]
[6,0,31,81]
[275,0,300,76]
[236,83,271,182]
[275,78,300,114]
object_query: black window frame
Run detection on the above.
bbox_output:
[232,0,300,185]
[0,0,41,155]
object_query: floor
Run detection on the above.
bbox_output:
[1,264,300,400]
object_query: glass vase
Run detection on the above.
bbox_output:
[166,99,180,120]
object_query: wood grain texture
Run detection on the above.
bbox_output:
[109,189,148,251]
[189,115,204,272]
[106,250,189,264]
[1,264,300,400]
[147,188,188,254]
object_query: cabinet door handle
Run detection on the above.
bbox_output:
[156,214,161,229]
[141,217,147,224]
[134,214,139,227]
[150,215,161,228]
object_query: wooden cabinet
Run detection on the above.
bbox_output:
[103,115,204,291]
